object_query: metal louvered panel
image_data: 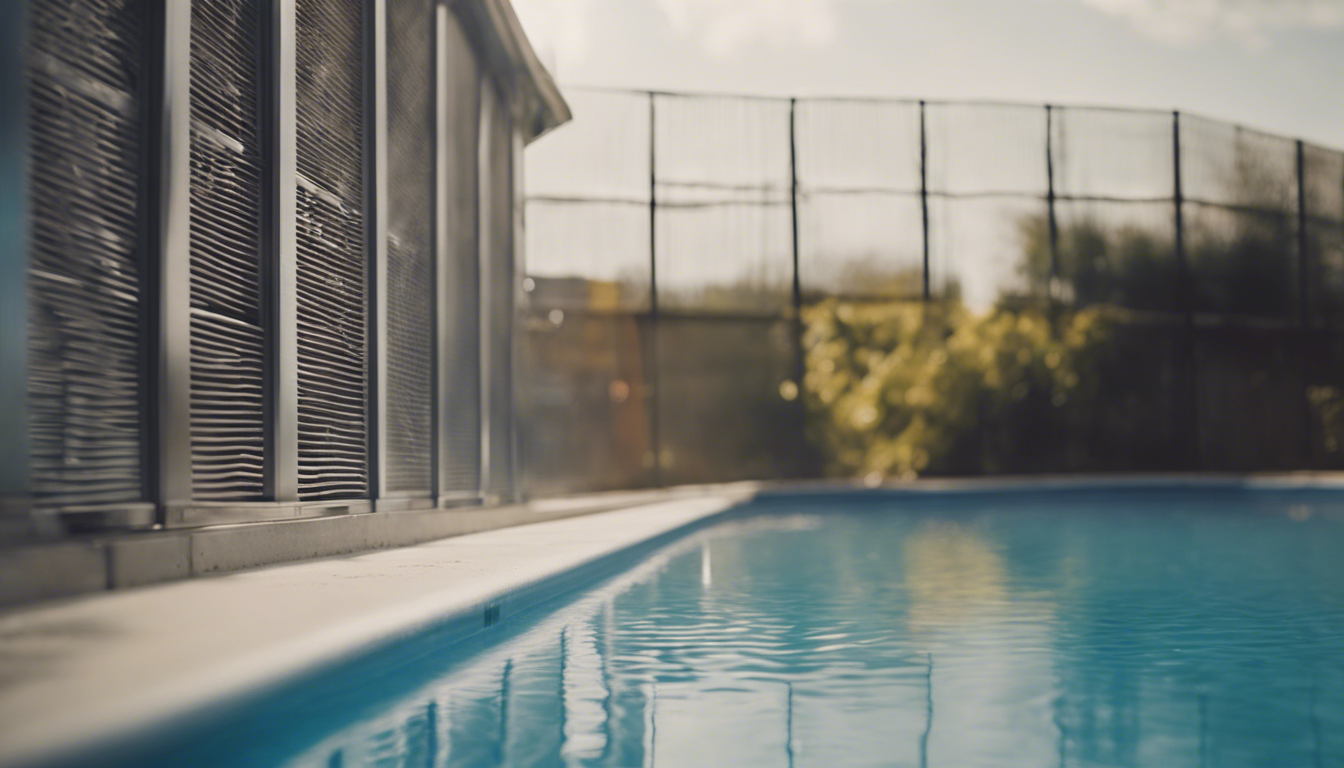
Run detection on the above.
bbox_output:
[189,0,266,501]
[294,0,368,501]
[438,12,481,496]
[385,0,435,495]
[27,0,145,507]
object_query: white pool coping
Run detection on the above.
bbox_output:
[0,491,752,767]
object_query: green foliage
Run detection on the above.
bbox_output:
[803,298,1112,477]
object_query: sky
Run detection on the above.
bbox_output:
[511,0,1344,150]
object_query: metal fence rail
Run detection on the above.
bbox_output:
[521,87,1344,493]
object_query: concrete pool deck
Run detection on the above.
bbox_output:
[0,489,753,767]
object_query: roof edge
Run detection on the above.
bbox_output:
[452,0,572,144]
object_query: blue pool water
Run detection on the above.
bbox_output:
[71,488,1344,767]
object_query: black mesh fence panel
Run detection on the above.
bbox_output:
[796,99,923,301]
[385,0,435,495]
[523,88,1344,488]
[925,102,1049,307]
[294,0,368,501]
[522,311,654,494]
[654,95,793,316]
[1304,143,1344,328]
[1052,107,1180,313]
[26,0,146,507]
[655,315,799,484]
[521,90,653,493]
[189,0,266,501]
[1181,116,1299,320]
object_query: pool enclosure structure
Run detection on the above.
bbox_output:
[522,89,1344,492]
[0,0,568,542]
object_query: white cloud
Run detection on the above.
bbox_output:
[509,0,1344,72]
[510,0,597,74]
[651,0,840,56]
[1074,0,1344,44]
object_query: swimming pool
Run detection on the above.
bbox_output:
[47,485,1344,767]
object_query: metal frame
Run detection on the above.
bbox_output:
[646,91,663,485]
[787,97,809,477]
[0,0,30,537]
[367,0,401,511]
[426,0,443,506]
[478,77,496,500]
[434,0,451,506]
[1172,110,1202,471]
[918,100,930,302]
[267,0,300,505]
[1296,139,1309,326]
[1045,104,1060,307]
[509,125,526,502]
[156,0,195,520]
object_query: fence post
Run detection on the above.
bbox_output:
[647,91,662,486]
[1296,139,1313,466]
[1045,105,1060,308]
[919,100,930,302]
[788,97,808,477]
[1297,140,1309,326]
[1173,110,1200,470]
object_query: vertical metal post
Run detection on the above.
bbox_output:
[1045,105,1060,306]
[1296,138,1312,466]
[0,0,29,528]
[788,97,808,477]
[1173,111,1200,470]
[433,2,448,502]
[477,81,494,498]
[367,0,388,505]
[1297,140,1309,327]
[509,127,526,501]
[919,100,930,302]
[265,0,299,502]
[156,0,195,516]
[647,91,662,486]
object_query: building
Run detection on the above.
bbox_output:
[0,0,568,604]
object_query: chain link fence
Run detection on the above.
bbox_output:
[520,87,1344,495]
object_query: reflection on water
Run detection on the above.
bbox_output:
[142,497,1344,767]
[273,498,1344,767]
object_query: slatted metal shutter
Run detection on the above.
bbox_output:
[294,0,368,501]
[189,0,266,501]
[27,0,146,508]
[438,13,481,496]
[385,0,435,495]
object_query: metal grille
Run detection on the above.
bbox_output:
[385,0,435,494]
[438,13,481,495]
[189,0,265,501]
[294,0,368,500]
[26,0,145,507]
